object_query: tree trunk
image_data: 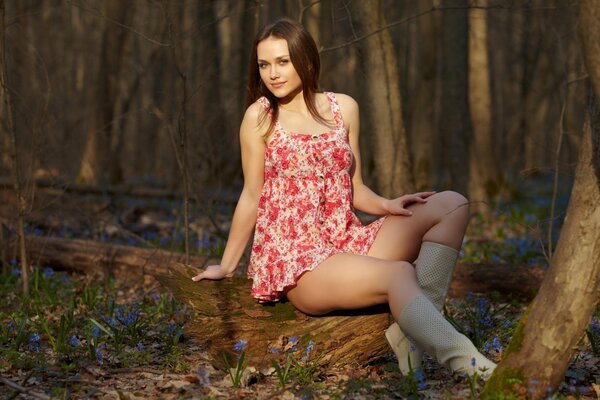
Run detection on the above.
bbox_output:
[438,0,470,195]
[483,3,600,394]
[0,0,28,294]
[349,0,414,198]
[78,0,132,185]
[409,0,437,192]
[468,0,494,215]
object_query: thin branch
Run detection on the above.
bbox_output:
[320,3,572,53]
[0,377,51,400]
[298,0,321,23]
[66,0,171,47]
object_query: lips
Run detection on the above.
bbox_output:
[271,82,285,89]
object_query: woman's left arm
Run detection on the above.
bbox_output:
[337,94,434,216]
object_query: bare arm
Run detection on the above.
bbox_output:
[193,103,266,280]
[337,94,433,216]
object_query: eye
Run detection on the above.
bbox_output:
[279,59,289,65]
[258,63,268,69]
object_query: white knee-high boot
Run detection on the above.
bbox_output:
[396,294,496,377]
[385,242,458,374]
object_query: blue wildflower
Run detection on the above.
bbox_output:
[42,267,54,278]
[471,357,476,367]
[96,343,106,363]
[136,341,144,352]
[270,346,280,354]
[104,316,116,328]
[91,325,101,338]
[166,324,178,334]
[492,336,502,352]
[96,347,103,362]
[69,336,81,347]
[160,236,170,247]
[305,340,315,356]
[6,321,16,331]
[29,332,41,352]
[415,370,427,390]
[233,339,247,352]
[11,268,21,277]
[10,258,17,266]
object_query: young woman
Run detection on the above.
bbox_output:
[192,18,496,377]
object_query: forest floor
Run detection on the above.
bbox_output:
[0,177,599,399]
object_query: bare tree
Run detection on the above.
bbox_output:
[78,0,133,185]
[437,0,470,195]
[468,0,494,215]
[483,2,600,396]
[0,0,28,293]
[348,0,414,198]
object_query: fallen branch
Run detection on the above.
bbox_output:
[9,235,545,368]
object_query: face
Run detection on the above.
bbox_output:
[257,37,302,100]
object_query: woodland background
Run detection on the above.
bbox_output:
[0,0,585,206]
[1,1,600,398]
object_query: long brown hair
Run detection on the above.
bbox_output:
[246,18,331,137]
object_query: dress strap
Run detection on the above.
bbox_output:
[256,96,271,113]
[325,92,345,130]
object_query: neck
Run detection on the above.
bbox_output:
[279,89,310,114]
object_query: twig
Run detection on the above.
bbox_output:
[109,366,165,375]
[0,377,51,400]
[66,0,170,47]
[320,3,570,53]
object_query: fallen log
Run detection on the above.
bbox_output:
[10,236,546,368]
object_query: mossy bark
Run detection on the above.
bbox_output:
[481,7,600,392]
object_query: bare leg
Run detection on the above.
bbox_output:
[367,191,470,262]
[365,191,470,374]
[286,254,419,318]
[285,252,496,376]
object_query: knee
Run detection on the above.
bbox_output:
[436,191,470,219]
[389,261,417,288]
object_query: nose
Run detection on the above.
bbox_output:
[269,66,279,80]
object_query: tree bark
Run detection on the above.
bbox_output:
[409,0,437,192]
[438,0,470,194]
[78,0,132,185]
[0,0,28,294]
[483,3,600,394]
[468,0,494,215]
[349,0,414,198]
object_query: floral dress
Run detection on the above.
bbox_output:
[247,92,385,301]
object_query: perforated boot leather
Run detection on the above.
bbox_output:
[385,242,458,374]
[397,294,496,378]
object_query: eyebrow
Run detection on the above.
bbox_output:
[257,55,290,63]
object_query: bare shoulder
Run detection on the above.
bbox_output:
[240,101,270,137]
[332,93,359,124]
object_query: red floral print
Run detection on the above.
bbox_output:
[247,92,385,301]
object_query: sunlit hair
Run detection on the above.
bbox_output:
[246,18,331,138]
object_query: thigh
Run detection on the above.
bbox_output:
[367,192,454,261]
[285,253,417,316]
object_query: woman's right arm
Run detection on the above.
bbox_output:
[192,103,266,281]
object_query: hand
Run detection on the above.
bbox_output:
[386,191,436,216]
[191,264,233,282]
